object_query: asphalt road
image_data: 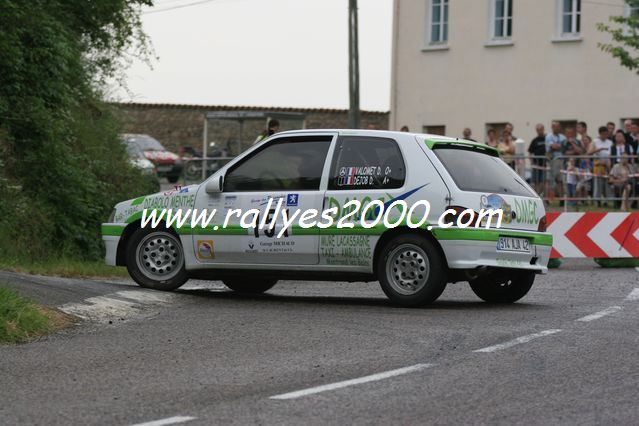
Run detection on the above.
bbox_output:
[1,261,638,425]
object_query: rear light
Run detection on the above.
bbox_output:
[538,215,547,232]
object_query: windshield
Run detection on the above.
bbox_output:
[433,146,535,197]
[126,135,165,151]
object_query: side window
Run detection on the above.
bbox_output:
[329,136,406,191]
[224,136,332,192]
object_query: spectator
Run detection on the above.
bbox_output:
[607,121,616,137]
[623,119,637,153]
[528,124,547,194]
[254,119,280,145]
[611,129,634,164]
[577,121,588,144]
[504,122,517,140]
[588,126,613,206]
[498,129,516,168]
[462,127,476,142]
[485,128,498,148]
[566,158,578,207]
[563,128,585,157]
[400,125,410,132]
[577,156,593,206]
[630,122,639,146]
[545,121,567,199]
[609,154,634,211]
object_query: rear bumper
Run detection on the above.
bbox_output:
[439,239,551,274]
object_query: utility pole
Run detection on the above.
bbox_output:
[348,0,360,129]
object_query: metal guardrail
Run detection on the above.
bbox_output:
[507,154,639,211]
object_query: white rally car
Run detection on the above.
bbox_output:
[102,130,552,307]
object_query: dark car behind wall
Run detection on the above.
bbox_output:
[122,134,183,183]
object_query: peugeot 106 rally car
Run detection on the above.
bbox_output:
[102,130,552,307]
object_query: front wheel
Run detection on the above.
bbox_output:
[126,227,188,291]
[469,271,535,303]
[377,234,447,307]
[223,278,277,294]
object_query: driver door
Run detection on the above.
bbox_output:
[195,134,335,265]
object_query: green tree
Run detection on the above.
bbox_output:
[0,1,155,261]
[597,0,639,74]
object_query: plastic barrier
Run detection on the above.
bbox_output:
[546,212,639,258]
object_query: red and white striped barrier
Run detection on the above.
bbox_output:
[546,212,639,258]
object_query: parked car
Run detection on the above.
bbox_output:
[123,134,182,183]
[103,130,552,307]
[124,139,160,192]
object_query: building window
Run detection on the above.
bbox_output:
[491,0,513,39]
[428,0,449,45]
[560,0,581,35]
[423,125,446,136]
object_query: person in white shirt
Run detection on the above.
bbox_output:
[588,126,613,206]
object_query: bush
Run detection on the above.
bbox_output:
[0,0,153,262]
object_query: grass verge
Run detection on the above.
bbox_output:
[0,258,129,279]
[0,287,73,343]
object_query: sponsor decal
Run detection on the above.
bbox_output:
[513,198,538,225]
[287,193,299,207]
[224,195,237,209]
[480,194,512,224]
[197,240,215,259]
[321,235,372,266]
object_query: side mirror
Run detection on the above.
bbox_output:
[205,175,224,194]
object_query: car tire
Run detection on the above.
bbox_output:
[167,175,180,184]
[377,234,447,307]
[126,227,188,291]
[469,270,535,303]
[223,278,277,294]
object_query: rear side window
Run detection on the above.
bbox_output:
[224,136,332,192]
[433,146,535,197]
[329,136,406,190]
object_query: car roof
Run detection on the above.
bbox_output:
[274,129,495,152]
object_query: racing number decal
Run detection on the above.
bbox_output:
[253,209,290,238]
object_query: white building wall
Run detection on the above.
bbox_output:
[390,0,639,142]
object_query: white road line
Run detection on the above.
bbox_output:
[473,329,563,353]
[270,363,433,400]
[576,306,622,322]
[129,416,196,426]
[625,288,639,301]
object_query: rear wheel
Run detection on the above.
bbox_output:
[223,278,277,294]
[377,234,447,307]
[126,227,188,291]
[469,270,535,303]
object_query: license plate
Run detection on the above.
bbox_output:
[156,165,171,172]
[497,237,531,253]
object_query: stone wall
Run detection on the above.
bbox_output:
[114,103,389,155]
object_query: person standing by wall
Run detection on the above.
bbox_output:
[254,119,280,145]
[545,121,567,200]
[588,126,613,207]
[462,127,476,142]
[609,154,634,211]
[485,128,499,148]
[498,128,516,169]
[528,124,547,195]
